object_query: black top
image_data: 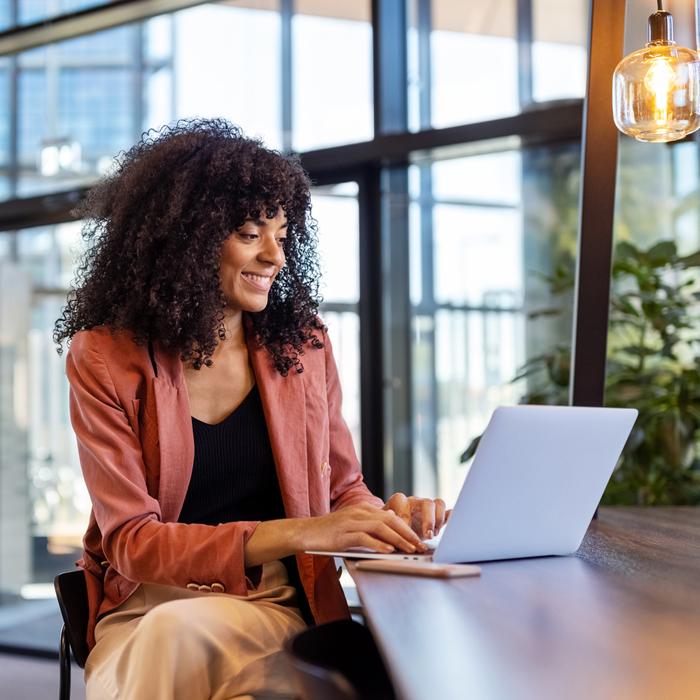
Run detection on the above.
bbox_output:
[179,385,312,623]
[178,385,285,525]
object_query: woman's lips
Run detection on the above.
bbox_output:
[241,272,273,292]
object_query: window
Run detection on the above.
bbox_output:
[410,143,580,502]
[409,0,519,131]
[532,0,588,102]
[292,1,373,150]
[18,0,113,27]
[313,182,362,452]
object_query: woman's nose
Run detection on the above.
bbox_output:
[260,235,285,267]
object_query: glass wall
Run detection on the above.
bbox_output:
[18,0,113,27]
[532,0,588,102]
[313,181,362,453]
[4,0,374,201]
[0,54,9,199]
[292,1,372,151]
[410,142,580,503]
[602,138,700,506]
[407,0,588,131]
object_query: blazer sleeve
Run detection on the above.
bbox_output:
[323,330,384,511]
[66,332,262,594]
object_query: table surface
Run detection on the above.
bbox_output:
[347,507,700,700]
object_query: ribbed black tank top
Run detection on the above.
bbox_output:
[179,385,312,624]
[178,385,285,525]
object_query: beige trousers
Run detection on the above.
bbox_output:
[84,560,307,700]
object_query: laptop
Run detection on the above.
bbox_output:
[306,405,637,563]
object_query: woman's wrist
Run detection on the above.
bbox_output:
[244,517,309,567]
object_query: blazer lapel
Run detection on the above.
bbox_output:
[150,346,195,522]
[147,332,310,522]
[248,338,310,518]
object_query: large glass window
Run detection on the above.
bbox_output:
[0,57,9,199]
[18,0,114,26]
[313,182,362,452]
[602,138,700,506]
[16,24,155,197]
[410,0,519,130]
[532,0,588,102]
[292,1,372,151]
[0,222,85,651]
[4,0,377,201]
[10,3,283,198]
[172,2,282,149]
[410,143,580,502]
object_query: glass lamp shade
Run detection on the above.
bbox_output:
[613,42,700,143]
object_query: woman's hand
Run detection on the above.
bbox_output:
[294,503,427,554]
[382,492,451,539]
[245,502,434,568]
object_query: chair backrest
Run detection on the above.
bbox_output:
[54,570,90,668]
[286,619,396,700]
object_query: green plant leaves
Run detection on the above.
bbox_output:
[461,238,700,504]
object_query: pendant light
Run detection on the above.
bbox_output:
[613,0,700,143]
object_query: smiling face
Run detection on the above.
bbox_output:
[219,207,288,314]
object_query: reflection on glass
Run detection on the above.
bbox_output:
[292,0,372,150]
[410,144,580,504]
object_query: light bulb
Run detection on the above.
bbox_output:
[613,9,700,143]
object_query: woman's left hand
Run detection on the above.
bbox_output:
[382,492,451,540]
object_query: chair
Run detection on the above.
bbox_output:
[54,570,90,700]
[285,619,396,700]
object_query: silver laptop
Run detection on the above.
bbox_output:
[307,405,637,563]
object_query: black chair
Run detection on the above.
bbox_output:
[285,619,396,700]
[54,570,90,700]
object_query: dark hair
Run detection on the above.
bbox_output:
[53,118,324,375]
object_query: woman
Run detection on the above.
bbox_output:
[55,119,448,700]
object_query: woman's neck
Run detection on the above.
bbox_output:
[213,309,246,357]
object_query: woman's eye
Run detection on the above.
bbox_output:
[239,232,258,241]
[277,238,287,246]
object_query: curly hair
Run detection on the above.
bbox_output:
[53,118,325,375]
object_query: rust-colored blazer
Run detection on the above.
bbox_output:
[66,322,383,650]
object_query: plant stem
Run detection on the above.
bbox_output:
[638,322,647,372]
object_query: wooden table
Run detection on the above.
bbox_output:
[347,507,700,700]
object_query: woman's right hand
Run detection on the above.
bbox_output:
[295,504,428,554]
[244,504,428,568]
